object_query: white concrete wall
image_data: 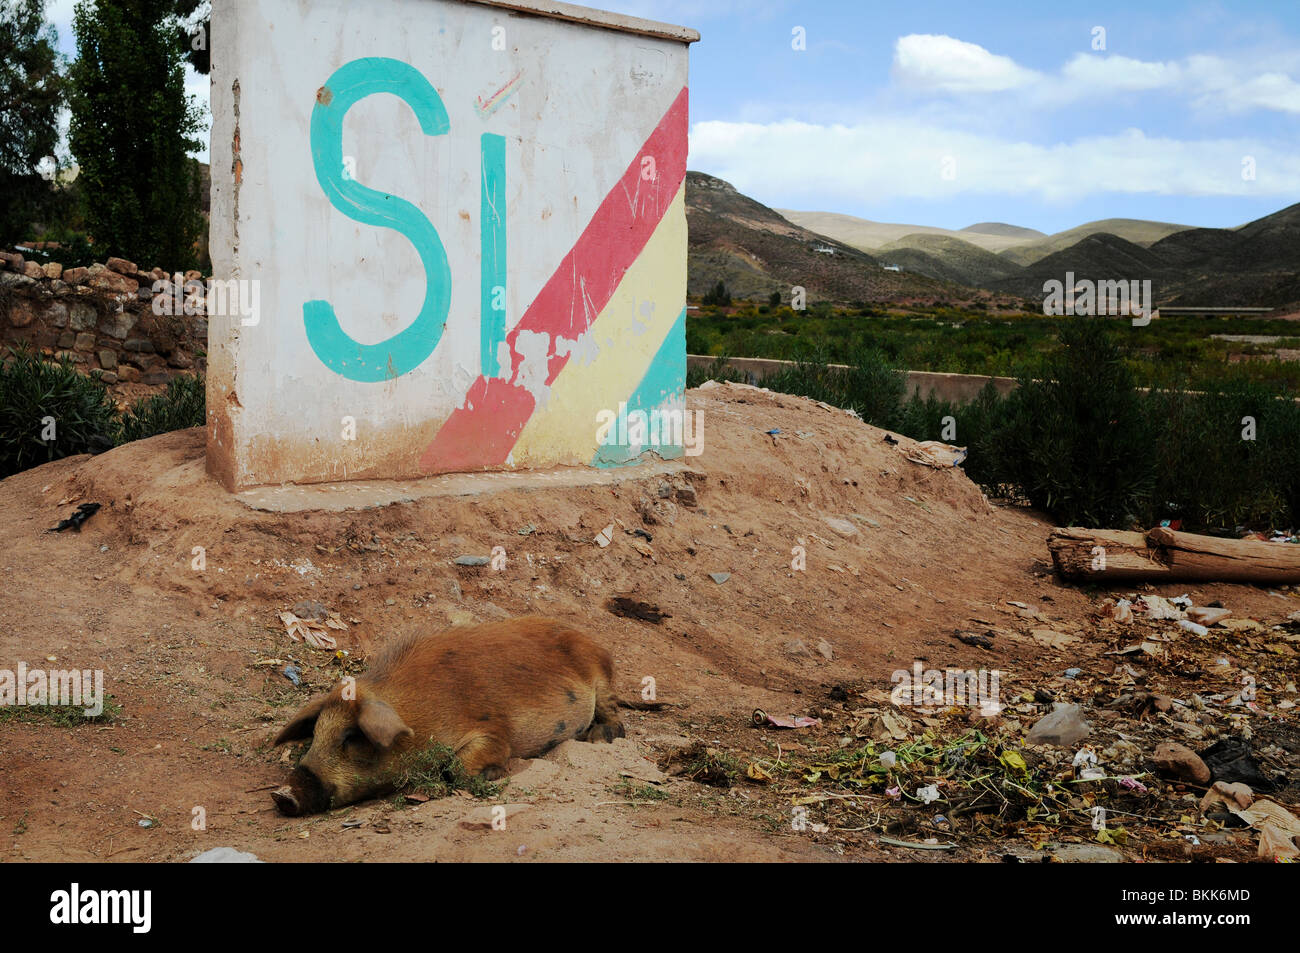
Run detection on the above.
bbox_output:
[208,0,693,489]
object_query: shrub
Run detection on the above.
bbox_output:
[0,347,118,479]
[117,373,205,444]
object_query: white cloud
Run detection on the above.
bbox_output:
[689,117,1300,203]
[893,34,1041,93]
[1061,53,1182,92]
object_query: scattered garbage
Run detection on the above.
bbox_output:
[190,847,263,863]
[278,608,347,650]
[594,523,614,547]
[900,440,967,469]
[752,709,822,729]
[1026,703,1091,747]
[915,784,941,805]
[282,663,302,687]
[708,572,730,584]
[48,502,101,533]
[1199,737,1276,791]
[1177,619,1209,636]
[1063,668,1082,679]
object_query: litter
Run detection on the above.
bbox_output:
[278,610,344,651]
[900,441,967,469]
[752,709,821,730]
[282,664,302,686]
[594,523,614,547]
[47,502,101,533]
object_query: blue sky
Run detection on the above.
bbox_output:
[43,0,1300,235]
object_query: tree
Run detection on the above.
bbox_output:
[0,0,65,245]
[702,280,731,307]
[67,0,204,268]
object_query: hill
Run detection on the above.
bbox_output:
[686,173,1019,306]
[777,209,1034,254]
[998,218,1192,267]
[876,233,1023,287]
[961,222,1045,240]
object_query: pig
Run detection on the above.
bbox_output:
[270,616,624,815]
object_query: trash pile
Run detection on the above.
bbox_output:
[726,592,1300,861]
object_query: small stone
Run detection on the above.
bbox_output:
[123,337,155,353]
[57,331,75,348]
[97,349,118,370]
[823,516,858,537]
[1153,741,1211,784]
[46,301,68,327]
[168,349,193,369]
[62,266,88,285]
[291,599,330,621]
[453,555,490,566]
[1026,703,1092,747]
[7,298,37,328]
[0,251,23,272]
[42,262,62,279]
[816,639,834,660]
[708,572,730,584]
[23,261,43,279]
[105,256,137,275]
[784,639,813,659]
[74,332,95,351]
[116,365,141,383]
[88,270,139,295]
[97,371,118,384]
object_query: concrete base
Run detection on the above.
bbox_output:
[235,457,687,513]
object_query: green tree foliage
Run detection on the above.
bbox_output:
[702,280,731,307]
[67,0,204,268]
[0,0,65,244]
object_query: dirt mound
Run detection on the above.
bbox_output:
[0,382,1184,861]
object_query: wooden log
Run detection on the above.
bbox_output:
[1145,527,1300,584]
[1047,527,1172,581]
[1049,525,1300,584]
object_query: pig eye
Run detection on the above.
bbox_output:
[341,727,369,751]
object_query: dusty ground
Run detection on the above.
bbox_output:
[1,382,1296,862]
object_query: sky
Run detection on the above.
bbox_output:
[42,0,1300,235]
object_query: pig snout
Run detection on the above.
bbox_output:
[272,767,332,816]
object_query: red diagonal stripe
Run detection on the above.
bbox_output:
[421,85,688,473]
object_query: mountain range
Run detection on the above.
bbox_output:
[688,175,1299,312]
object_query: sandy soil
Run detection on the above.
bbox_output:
[1,382,1295,862]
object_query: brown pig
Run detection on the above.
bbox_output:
[270,617,624,815]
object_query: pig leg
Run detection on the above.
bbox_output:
[580,683,625,743]
[454,732,513,780]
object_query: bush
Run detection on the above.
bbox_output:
[117,373,205,443]
[990,319,1154,527]
[0,347,118,479]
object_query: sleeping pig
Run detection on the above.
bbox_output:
[270,616,624,815]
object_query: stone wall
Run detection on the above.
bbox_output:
[0,251,207,386]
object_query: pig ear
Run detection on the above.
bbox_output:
[358,698,414,750]
[274,694,329,745]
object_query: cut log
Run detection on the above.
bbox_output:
[1145,527,1300,585]
[1048,525,1300,584]
[1048,527,1172,582]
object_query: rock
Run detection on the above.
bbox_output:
[675,482,698,507]
[168,348,193,369]
[123,337,154,353]
[103,311,136,339]
[1153,741,1211,784]
[190,847,263,863]
[74,332,95,351]
[708,572,730,584]
[816,639,834,660]
[48,279,69,295]
[87,263,105,277]
[62,266,88,285]
[0,251,23,272]
[7,298,37,328]
[116,365,141,383]
[290,599,330,621]
[97,349,118,370]
[143,371,169,385]
[823,516,858,537]
[88,270,139,295]
[46,301,68,327]
[97,371,118,384]
[1026,703,1092,747]
[55,350,84,363]
[638,494,677,526]
[453,555,489,566]
[105,256,137,275]
[23,261,43,279]
[783,639,813,659]
[42,262,62,280]
[57,331,75,349]
[67,301,97,331]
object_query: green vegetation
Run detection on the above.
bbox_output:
[0,347,204,479]
[0,695,123,727]
[691,317,1300,533]
[66,0,206,268]
[390,742,503,801]
[687,304,1300,395]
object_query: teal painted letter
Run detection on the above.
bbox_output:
[304,58,452,382]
